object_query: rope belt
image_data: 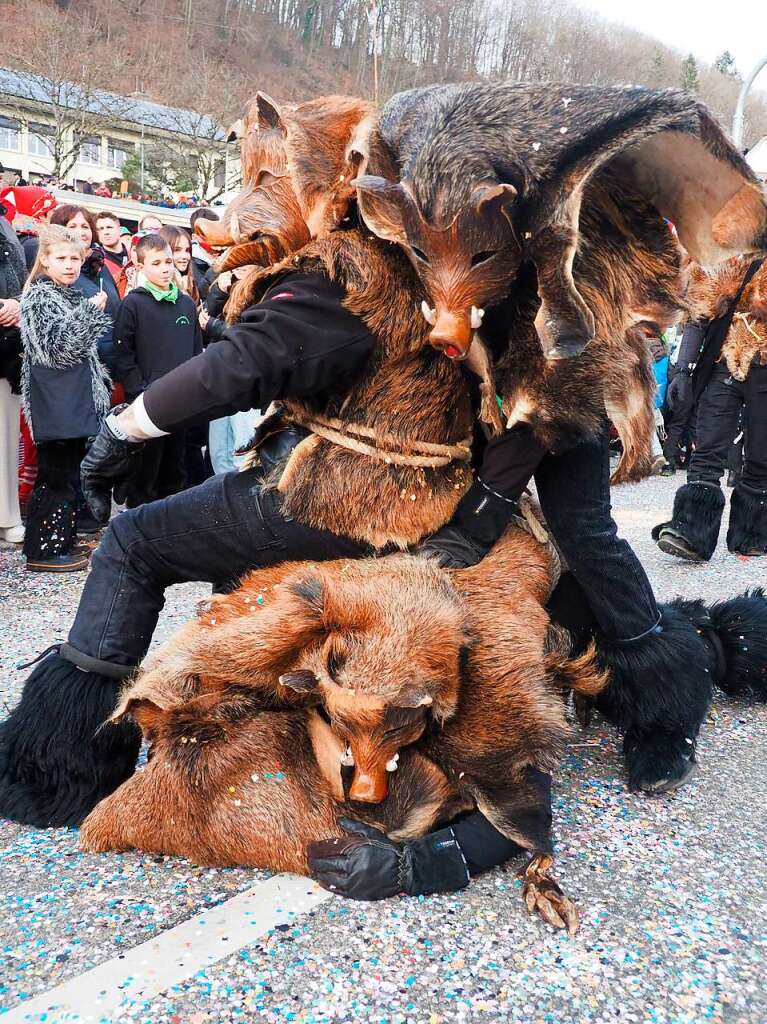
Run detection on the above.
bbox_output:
[733,312,764,342]
[283,409,473,469]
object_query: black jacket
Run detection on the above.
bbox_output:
[114,287,203,402]
[142,272,376,434]
[203,280,229,343]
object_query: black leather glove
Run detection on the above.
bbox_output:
[417,477,520,569]
[665,371,694,415]
[307,817,471,900]
[81,405,146,524]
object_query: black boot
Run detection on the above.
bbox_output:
[0,652,140,828]
[595,605,714,793]
[652,482,725,562]
[726,484,767,556]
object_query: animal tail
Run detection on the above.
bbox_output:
[669,588,767,702]
[545,633,609,698]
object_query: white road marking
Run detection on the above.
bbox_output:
[6,874,332,1023]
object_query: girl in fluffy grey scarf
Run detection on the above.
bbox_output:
[20,226,111,572]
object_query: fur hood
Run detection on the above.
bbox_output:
[20,279,112,433]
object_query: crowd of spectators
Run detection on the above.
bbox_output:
[0,190,260,572]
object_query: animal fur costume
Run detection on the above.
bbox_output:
[353,82,767,795]
[0,94,482,829]
[80,526,605,935]
[81,537,767,929]
[654,257,767,559]
[354,82,767,477]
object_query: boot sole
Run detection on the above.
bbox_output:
[26,558,90,573]
[656,535,707,562]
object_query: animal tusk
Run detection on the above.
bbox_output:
[340,745,355,767]
[385,757,399,772]
[420,300,436,326]
[470,306,485,330]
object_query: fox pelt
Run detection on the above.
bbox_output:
[80,525,607,870]
[686,255,767,381]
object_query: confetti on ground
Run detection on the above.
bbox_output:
[1,474,766,1023]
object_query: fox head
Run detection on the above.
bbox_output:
[274,558,468,804]
[195,92,375,271]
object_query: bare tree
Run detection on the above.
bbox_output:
[5,2,132,179]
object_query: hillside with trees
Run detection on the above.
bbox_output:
[2,0,765,152]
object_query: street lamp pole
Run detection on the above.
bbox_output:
[732,54,767,150]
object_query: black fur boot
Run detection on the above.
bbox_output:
[707,588,767,701]
[0,653,140,828]
[726,484,767,556]
[652,482,725,562]
[595,605,714,793]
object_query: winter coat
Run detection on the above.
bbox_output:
[20,279,112,441]
[0,214,25,392]
[72,272,119,372]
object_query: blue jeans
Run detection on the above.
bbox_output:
[208,410,262,474]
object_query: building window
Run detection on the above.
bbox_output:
[28,122,55,158]
[0,117,21,152]
[79,136,101,165]
[106,138,131,171]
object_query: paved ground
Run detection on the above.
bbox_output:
[1,473,766,1024]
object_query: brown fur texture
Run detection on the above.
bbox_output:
[237,230,476,549]
[196,92,375,266]
[80,528,606,867]
[498,168,686,482]
[686,256,767,381]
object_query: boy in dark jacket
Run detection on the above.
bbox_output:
[113,235,202,506]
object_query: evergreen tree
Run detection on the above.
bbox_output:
[714,50,737,77]
[680,53,699,93]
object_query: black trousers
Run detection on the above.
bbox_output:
[67,422,658,669]
[123,433,187,508]
[68,471,369,667]
[23,439,86,559]
[688,361,767,491]
[535,421,658,642]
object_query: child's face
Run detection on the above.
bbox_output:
[43,245,83,287]
[172,238,191,274]
[140,246,174,289]
[65,213,93,248]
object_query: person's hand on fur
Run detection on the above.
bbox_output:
[0,298,21,327]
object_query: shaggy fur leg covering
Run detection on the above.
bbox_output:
[707,588,767,701]
[726,484,767,555]
[595,605,713,792]
[0,654,140,828]
[654,482,725,561]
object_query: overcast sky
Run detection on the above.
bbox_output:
[575,0,766,75]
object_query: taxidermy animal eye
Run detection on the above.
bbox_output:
[411,246,429,264]
[471,250,498,267]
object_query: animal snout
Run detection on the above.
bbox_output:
[428,310,474,360]
[348,768,389,804]
[193,216,236,247]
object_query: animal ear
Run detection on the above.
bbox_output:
[256,92,285,133]
[289,572,325,617]
[345,113,376,179]
[353,175,410,244]
[472,182,518,225]
[226,118,244,143]
[278,669,319,693]
[397,686,435,709]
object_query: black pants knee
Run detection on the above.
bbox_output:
[688,361,767,491]
[68,469,369,668]
[23,438,85,559]
[534,421,659,641]
[124,433,187,507]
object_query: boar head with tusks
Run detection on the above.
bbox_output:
[355,82,767,364]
